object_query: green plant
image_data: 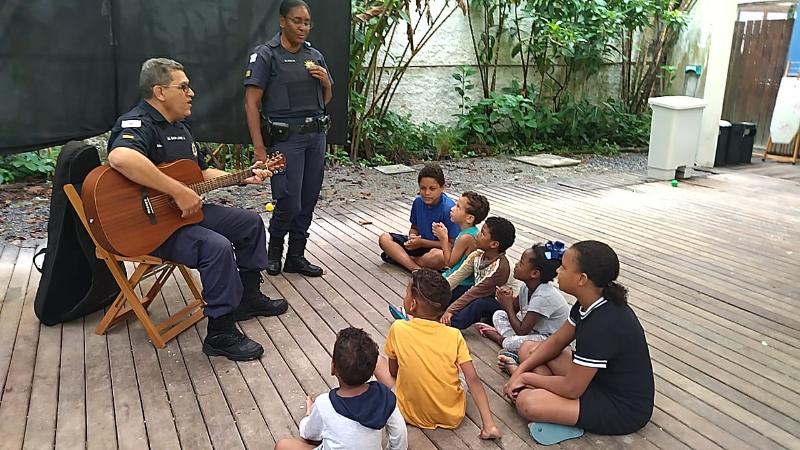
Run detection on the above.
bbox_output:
[0,147,60,183]
[452,65,477,115]
[361,111,438,162]
[326,146,353,166]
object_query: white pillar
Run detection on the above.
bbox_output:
[695,1,738,167]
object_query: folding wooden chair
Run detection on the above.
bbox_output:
[64,183,205,348]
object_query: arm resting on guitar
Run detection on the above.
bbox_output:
[108,147,201,218]
[244,86,268,162]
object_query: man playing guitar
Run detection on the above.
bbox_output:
[107,58,287,361]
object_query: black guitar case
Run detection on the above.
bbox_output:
[34,141,120,325]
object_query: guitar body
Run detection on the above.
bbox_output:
[81,160,205,257]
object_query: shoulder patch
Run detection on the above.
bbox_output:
[121,119,141,128]
[121,133,135,140]
[249,53,257,63]
[245,69,252,78]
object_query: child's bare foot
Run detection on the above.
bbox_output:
[497,354,519,376]
[479,423,502,439]
[474,323,505,346]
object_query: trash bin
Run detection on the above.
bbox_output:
[715,120,732,167]
[647,96,708,180]
[729,122,757,164]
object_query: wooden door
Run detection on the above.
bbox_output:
[722,19,794,150]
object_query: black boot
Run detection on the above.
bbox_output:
[203,313,264,361]
[266,234,284,276]
[234,271,288,321]
[283,236,324,277]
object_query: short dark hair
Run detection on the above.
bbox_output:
[139,58,184,99]
[462,191,489,225]
[485,217,515,252]
[280,0,310,16]
[418,163,445,187]
[410,269,451,311]
[571,240,628,305]
[333,327,379,386]
[529,243,561,282]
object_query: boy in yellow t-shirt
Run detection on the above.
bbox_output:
[374,269,502,439]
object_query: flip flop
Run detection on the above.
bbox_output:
[528,422,584,445]
[474,323,498,337]
[499,351,520,364]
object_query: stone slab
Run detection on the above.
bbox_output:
[374,164,415,175]
[513,154,581,168]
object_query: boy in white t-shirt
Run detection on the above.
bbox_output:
[275,327,407,450]
[475,241,569,354]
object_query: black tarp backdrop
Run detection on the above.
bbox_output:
[0,0,349,155]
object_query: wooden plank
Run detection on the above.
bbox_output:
[0,250,40,450]
[22,322,62,450]
[0,247,33,395]
[83,310,117,450]
[126,291,182,450]
[0,246,20,312]
[164,274,247,450]
[142,275,212,450]
[55,318,88,449]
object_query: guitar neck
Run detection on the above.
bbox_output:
[189,168,252,195]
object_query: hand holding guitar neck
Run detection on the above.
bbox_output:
[242,160,273,184]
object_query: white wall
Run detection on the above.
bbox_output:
[375,1,622,124]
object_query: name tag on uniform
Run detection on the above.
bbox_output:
[121,119,141,128]
[166,136,186,141]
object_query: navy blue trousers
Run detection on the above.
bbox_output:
[450,296,502,330]
[153,204,268,318]
[269,131,326,240]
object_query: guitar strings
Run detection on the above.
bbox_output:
[140,155,284,210]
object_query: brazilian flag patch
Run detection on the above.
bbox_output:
[245,69,252,78]
[122,133,135,140]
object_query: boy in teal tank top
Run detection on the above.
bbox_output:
[433,191,490,300]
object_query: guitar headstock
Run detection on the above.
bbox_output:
[256,152,286,174]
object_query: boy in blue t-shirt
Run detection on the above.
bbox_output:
[379,164,460,271]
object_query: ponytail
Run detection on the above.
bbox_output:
[603,281,628,306]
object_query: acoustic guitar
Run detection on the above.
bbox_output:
[80,154,285,257]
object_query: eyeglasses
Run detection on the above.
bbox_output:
[287,17,313,29]
[159,83,193,94]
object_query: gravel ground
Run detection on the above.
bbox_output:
[0,152,647,246]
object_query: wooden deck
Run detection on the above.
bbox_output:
[0,163,799,450]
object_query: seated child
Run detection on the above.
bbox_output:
[374,269,502,440]
[475,241,570,354]
[502,241,655,436]
[378,164,460,271]
[441,217,518,330]
[432,191,490,301]
[275,327,408,450]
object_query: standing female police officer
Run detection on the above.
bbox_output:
[244,0,331,277]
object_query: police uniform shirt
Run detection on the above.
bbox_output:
[244,33,333,120]
[567,298,655,410]
[108,100,207,170]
